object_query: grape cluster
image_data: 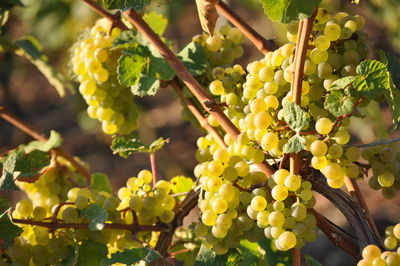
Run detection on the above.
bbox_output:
[5,161,193,264]
[384,223,400,250]
[193,134,317,254]
[194,24,245,67]
[361,142,400,198]
[358,244,400,266]
[204,9,368,189]
[71,19,139,135]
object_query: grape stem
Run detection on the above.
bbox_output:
[11,217,166,231]
[170,78,227,148]
[82,0,128,30]
[214,0,276,54]
[150,152,158,187]
[0,106,91,185]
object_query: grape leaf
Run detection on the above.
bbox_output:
[237,240,260,266]
[194,246,243,266]
[353,59,390,98]
[112,30,137,49]
[0,0,24,9]
[258,238,292,265]
[76,240,108,266]
[91,173,113,194]
[103,0,150,11]
[178,42,209,76]
[377,50,400,88]
[283,134,305,154]
[329,76,357,90]
[0,214,22,248]
[384,86,400,130]
[0,197,10,219]
[282,102,310,132]
[117,45,149,87]
[13,36,73,97]
[23,130,62,153]
[170,176,194,199]
[259,0,320,23]
[195,0,218,36]
[304,255,323,266]
[101,248,161,265]
[80,204,108,231]
[143,11,168,36]
[0,151,18,191]
[111,136,169,158]
[324,91,354,117]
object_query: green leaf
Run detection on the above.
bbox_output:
[0,0,24,9]
[76,240,108,266]
[178,42,209,76]
[117,45,149,87]
[324,91,354,117]
[237,240,260,266]
[14,36,73,97]
[91,173,113,194]
[329,76,357,90]
[377,50,400,88]
[111,136,169,158]
[259,0,320,23]
[103,0,150,11]
[170,176,194,199]
[0,197,10,219]
[143,11,168,36]
[283,134,305,153]
[259,238,292,265]
[353,59,390,98]
[23,130,62,153]
[101,248,161,265]
[0,151,19,191]
[0,214,22,248]
[283,102,310,132]
[80,205,108,231]
[384,86,400,130]
[112,30,137,49]
[194,246,243,266]
[304,255,323,266]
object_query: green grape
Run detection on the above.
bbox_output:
[393,224,400,239]
[268,211,285,227]
[328,143,343,159]
[284,174,301,191]
[310,48,328,64]
[377,172,395,187]
[384,236,398,249]
[160,210,174,223]
[194,223,209,237]
[251,196,267,211]
[234,161,250,177]
[16,199,33,217]
[212,198,228,214]
[276,231,297,251]
[311,156,328,170]
[32,206,47,221]
[315,35,330,51]
[61,206,78,223]
[324,22,341,41]
[271,185,289,201]
[315,117,333,135]
[310,140,328,157]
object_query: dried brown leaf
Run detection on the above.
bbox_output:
[195,0,219,36]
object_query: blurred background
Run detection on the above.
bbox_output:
[0,0,399,265]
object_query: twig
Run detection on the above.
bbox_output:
[170,78,226,148]
[0,107,91,184]
[82,0,128,30]
[150,153,157,186]
[215,1,276,54]
[311,209,359,258]
[343,177,381,243]
[292,248,301,266]
[12,218,166,231]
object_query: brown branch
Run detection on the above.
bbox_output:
[0,107,91,184]
[311,209,359,258]
[344,177,381,243]
[292,248,301,266]
[215,1,276,54]
[170,78,226,148]
[82,0,128,30]
[12,218,166,231]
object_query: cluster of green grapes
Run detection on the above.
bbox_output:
[205,9,368,189]
[384,223,400,251]
[4,163,193,265]
[361,142,400,198]
[194,24,245,67]
[71,19,139,135]
[193,134,317,254]
[358,244,400,266]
